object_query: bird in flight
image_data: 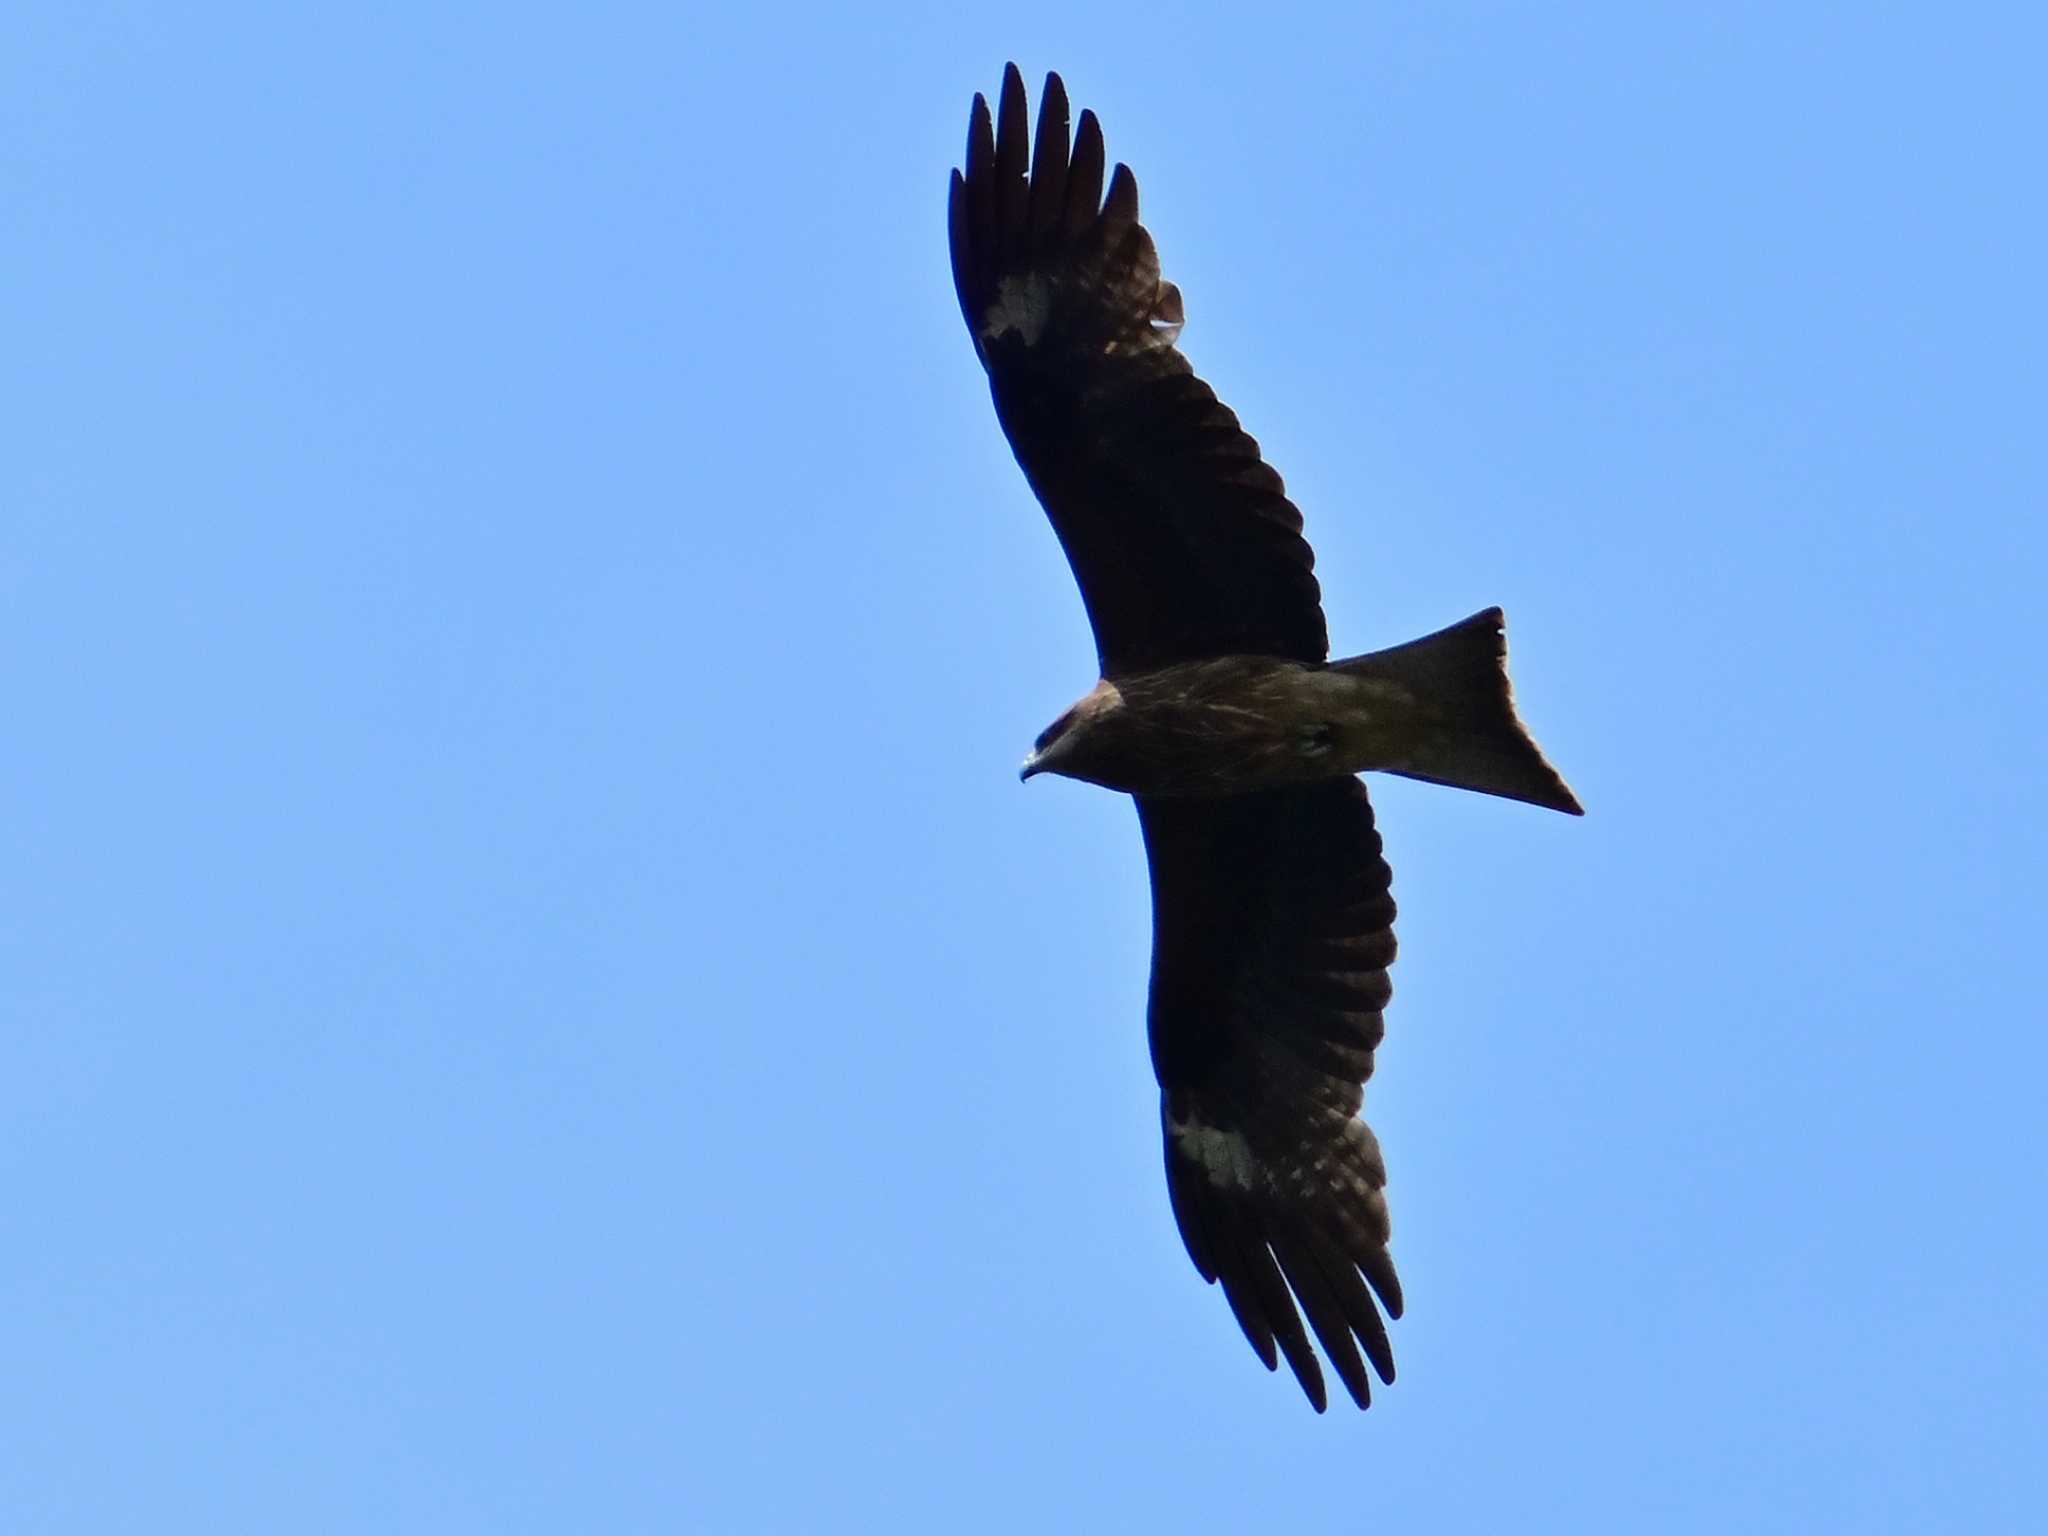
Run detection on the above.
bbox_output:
[949,65,1582,1412]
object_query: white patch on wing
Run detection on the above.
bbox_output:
[980,274,1052,347]
[1168,1112,1262,1193]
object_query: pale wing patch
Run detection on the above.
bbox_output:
[1167,1111,1262,1192]
[980,273,1053,348]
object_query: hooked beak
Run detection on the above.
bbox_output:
[1020,736,1068,782]
[1021,718,1080,784]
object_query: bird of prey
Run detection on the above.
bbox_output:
[949,65,1582,1412]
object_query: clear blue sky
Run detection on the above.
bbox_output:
[6,3,2044,1531]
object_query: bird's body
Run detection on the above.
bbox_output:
[950,65,1581,1411]
[1026,608,1582,806]
[1026,657,1394,798]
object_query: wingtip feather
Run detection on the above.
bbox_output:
[994,65,1030,247]
[967,93,991,169]
[1066,109,1105,233]
[1103,161,1139,228]
[1028,72,1071,254]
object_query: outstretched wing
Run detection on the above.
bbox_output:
[1138,779,1404,1411]
[949,66,1328,677]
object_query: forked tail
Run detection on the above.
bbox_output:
[1332,608,1584,815]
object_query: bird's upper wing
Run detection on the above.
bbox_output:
[949,66,1328,676]
[1138,778,1403,1411]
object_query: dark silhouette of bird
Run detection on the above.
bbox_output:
[950,64,1582,1412]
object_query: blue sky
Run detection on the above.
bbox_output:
[6,3,2044,1531]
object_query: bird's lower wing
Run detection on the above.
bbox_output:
[1138,780,1403,1411]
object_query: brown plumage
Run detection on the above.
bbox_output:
[951,65,1581,1411]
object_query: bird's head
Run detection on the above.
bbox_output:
[1020,680,1124,785]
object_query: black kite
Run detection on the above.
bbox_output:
[949,66,1581,1412]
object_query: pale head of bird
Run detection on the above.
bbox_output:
[1019,679,1126,786]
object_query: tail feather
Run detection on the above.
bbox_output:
[1333,608,1584,815]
